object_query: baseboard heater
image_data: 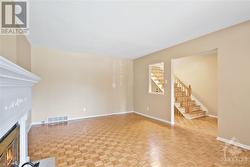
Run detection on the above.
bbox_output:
[47,116,68,125]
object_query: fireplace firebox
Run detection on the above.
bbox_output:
[0,124,20,167]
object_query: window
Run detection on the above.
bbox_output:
[149,62,164,95]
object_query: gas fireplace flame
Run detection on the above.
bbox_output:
[7,145,14,166]
[0,124,20,167]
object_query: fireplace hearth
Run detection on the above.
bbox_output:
[0,124,20,167]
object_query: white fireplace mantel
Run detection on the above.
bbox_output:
[0,56,40,165]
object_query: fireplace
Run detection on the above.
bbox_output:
[0,56,40,166]
[0,124,20,167]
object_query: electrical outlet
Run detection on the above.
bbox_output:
[146,106,150,111]
[83,107,87,112]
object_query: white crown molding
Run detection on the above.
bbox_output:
[0,56,40,87]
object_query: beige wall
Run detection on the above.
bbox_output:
[134,21,250,145]
[31,47,133,123]
[0,36,17,63]
[0,35,31,71]
[173,53,217,116]
[16,36,31,71]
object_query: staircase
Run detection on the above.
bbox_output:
[174,77,206,119]
[150,66,164,93]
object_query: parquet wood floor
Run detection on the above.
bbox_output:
[28,113,250,167]
[174,113,217,136]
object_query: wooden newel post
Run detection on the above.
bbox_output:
[186,85,192,113]
[188,85,192,97]
[186,98,189,113]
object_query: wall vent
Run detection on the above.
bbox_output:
[47,116,68,124]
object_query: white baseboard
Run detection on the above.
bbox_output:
[69,111,134,122]
[216,137,250,150]
[67,113,114,122]
[31,111,174,127]
[134,111,173,126]
[207,114,217,118]
[113,111,134,115]
[31,111,134,126]
[31,121,44,126]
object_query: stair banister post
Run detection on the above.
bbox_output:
[188,85,192,97]
[186,98,189,113]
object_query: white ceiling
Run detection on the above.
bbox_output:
[28,1,250,59]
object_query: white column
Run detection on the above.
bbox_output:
[19,114,28,165]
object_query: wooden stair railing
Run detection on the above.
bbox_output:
[150,66,164,92]
[175,76,192,113]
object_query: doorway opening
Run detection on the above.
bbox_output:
[171,50,218,136]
